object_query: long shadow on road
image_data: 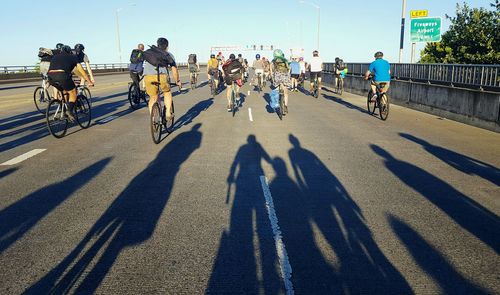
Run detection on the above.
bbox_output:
[400,133,500,186]
[371,144,500,255]
[207,135,283,294]
[322,92,369,115]
[0,158,111,254]
[27,124,202,294]
[389,214,490,294]
[268,135,411,294]
[174,97,213,129]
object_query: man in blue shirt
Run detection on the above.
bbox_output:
[364,51,391,94]
[290,57,301,92]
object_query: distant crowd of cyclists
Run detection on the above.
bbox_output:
[37,36,391,128]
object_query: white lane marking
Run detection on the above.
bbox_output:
[247,90,251,96]
[248,108,254,122]
[1,149,46,166]
[259,176,294,295]
[98,115,119,124]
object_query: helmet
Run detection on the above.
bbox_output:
[218,52,222,55]
[238,53,242,57]
[374,51,383,58]
[299,57,304,61]
[335,57,340,62]
[56,43,64,50]
[313,50,319,56]
[262,57,266,61]
[229,53,236,60]
[74,43,85,51]
[157,37,169,50]
[273,49,284,58]
[210,54,215,58]
[256,54,261,59]
[61,45,72,54]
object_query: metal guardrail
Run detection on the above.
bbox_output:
[324,63,500,91]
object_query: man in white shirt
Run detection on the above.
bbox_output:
[309,50,323,92]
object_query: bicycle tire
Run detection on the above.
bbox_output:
[338,79,343,95]
[280,91,286,117]
[367,90,377,115]
[46,99,68,138]
[150,102,163,144]
[75,95,92,129]
[128,83,141,109]
[231,87,237,117]
[379,93,390,121]
[258,76,262,93]
[165,102,175,133]
[81,86,91,99]
[34,86,50,114]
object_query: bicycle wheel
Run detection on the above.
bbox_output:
[338,79,343,95]
[34,86,50,114]
[258,76,262,93]
[46,99,68,138]
[75,95,91,129]
[150,102,163,144]
[379,93,390,121]
[231,87,237,117]
[128,83,141,109]
[367,90,377,115]
[165,102,175,133]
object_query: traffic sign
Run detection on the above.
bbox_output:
[410,17,442,43]
[410,10,428,18]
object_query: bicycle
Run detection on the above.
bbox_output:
[256,72,263,93]
[75,80,92,106]
[128,74,147,109]
[46,83,91,138]
[276,84,286,120]
[150,68,175,144]
[190,70,198,90]
[209,71,218,97]
[367,78,390,121]
[33,75,51,114]
[311,73,321,98]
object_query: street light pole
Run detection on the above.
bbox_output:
[299,1,321,51]
[399,0,407,63]
[116,8,123,64]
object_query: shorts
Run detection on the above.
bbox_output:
[291,74,300,79]
[273,71,291,87]
[48,72,75,91]
[208,69,219,77]
[40,61,50,76]
[144,74,171,98]
[310,71,322,81]
[371,80,390,92]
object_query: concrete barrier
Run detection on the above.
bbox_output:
[324,73,500,132]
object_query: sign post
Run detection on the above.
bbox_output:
[409,16,442,63]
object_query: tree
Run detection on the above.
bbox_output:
[420,1,500,64]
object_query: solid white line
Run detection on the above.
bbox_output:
[259,175,294,295]
[1,149,46,166]
[98,115,119,123]
[248,108,254,122]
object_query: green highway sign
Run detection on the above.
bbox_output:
[410,17,442,43]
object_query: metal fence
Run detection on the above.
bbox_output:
[324,63,500,91]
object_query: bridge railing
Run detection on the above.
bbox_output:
[324,63,500,91]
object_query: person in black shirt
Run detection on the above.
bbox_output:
[48,45,93,121]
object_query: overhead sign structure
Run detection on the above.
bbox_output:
[410,17,442,43]
[410,10,428,18]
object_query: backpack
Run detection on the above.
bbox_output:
[188,54,197,64]
[273,59,289,73]
[130,49,144,64]
[38,47,53,62]
[143,45,176,68]
[223,60,242,81]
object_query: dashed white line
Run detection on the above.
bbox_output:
[98,115,119,124]
[1,149,46,166]
[248,108,254,122]
[259,175,294,295]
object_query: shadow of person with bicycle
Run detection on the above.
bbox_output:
[27,124,203,294]
[0,158,111,254]
[276,135,411,294]
[400,133,500,186]
[388,214,490,294]
[207,135,283,294]
[322,91,369,115]
[371,144,500,255]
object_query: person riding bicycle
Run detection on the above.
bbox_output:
[290,57,301,92]
[364,51,390,96]
[252,54,265,89]
[334,57,347,90]
[222,53,244,111]
[47,45,94,121]
[188,53,200,82]
[217,52,225,90]
[143,37,181,120]
[270,49,291,113]
[72,44,95,86]
[262,57,271,82]
[129,43,145,93]
[207,54,220,91]
[309,50,323,93]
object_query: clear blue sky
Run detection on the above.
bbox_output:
[0,0,493,65]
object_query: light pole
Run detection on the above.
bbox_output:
[115,3,136,64]
[399,0,407,63]
[299,0,320,51]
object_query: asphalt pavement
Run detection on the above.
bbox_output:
[0,70,499,294]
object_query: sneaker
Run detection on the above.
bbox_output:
[227,104,232,112]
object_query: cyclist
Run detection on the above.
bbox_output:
[217,52,225,90]
[262,57,271,82]
[309,50,323,93]
[289,57,301,92]
[364,51,390,96]
[188,53,199,83]
[298,57,306,87]
[143,37,181,119]
[252,54,265,89]
[47,45,94,121]
[72,44,95,87]
[270,49,291,114]
[207,54,220,91]
[222,53,244,111]
[129,43,145,93]
[334,57,347,90]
